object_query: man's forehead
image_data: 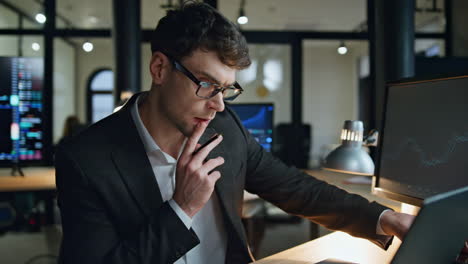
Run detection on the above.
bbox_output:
[183,51,237,85]
[193,69,237,86]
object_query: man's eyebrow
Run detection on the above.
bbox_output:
[197,70,236,86]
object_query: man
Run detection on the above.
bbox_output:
[55,3,414,264]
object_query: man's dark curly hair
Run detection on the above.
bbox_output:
[150,2,251,70]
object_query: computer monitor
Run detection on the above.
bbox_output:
[0,57,44,166]
[228,103,274,152]
[374,75,468,206]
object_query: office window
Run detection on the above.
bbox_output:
[0,1,43,29]
[0,4,18,29]
[234,44,291,126]
[87,69,114,123]
[56,0,112,29]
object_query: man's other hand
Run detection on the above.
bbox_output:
[380,211,416,241]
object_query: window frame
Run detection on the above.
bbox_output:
[86,68,114,123]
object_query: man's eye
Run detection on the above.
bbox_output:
[200,82,212,88]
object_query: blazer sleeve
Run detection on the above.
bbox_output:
[229,115,393,249]
[55,145,199,264]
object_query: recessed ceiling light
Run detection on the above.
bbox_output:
[337,42,348,55]
[31,42,41,51]
[237,15,248,25]
[83,41,94,52]
[35,13,46,24]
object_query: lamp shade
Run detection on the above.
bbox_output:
[322,120,375,175]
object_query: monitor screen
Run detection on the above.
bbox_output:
[374,75,468,205]
[0,57,44,165]
[229,103,274,152]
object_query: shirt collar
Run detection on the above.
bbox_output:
[130,92,177,163]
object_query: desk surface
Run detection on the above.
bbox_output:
[304,170,400,211]
[252,231,401,264]
[0,167,55,192]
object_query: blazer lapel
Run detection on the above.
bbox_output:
[110,95,163,217]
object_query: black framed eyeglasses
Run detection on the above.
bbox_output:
[164,53,243,101]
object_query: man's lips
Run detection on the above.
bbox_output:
[194,117,211,124]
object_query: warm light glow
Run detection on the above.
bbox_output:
[322,167,374,176]
[31,42,40,51]
[35,13,46,24]
[237,16,248,24]
[337,46,348,55]
[83,41,94,52]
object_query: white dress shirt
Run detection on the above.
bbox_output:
[130,93,227,264]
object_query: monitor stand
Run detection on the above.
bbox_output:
[11,162,25,177]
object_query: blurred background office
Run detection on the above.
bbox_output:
[1,0,467,263]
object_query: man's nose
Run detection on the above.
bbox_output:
[208,92,225,112]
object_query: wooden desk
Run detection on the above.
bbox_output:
[0,167,56,224]
[0,167,56,192]
[304,170,401,211]
[252,169,402,264]
[252,231,401,264]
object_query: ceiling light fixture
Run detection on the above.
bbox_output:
[35,13,46,24]
[82,40,94,52]
[31,42,41,51]
[237,0,248,25]
[337,41,348,55]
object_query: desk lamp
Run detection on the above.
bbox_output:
[322,120,377,176]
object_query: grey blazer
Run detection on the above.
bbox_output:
[55,93,392,264]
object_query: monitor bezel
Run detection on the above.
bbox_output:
[372,75,468,206]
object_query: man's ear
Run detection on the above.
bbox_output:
[149,51,170,85]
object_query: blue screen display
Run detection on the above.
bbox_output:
[229,104,273,152]
[0,57,44,162]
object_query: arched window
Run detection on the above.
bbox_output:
[87,69,114,123]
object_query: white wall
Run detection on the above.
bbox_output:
[141,43,153,91]
[76,40,153,122]
[0,4,17,28]
[76,39,114,122]
[0,4,19,56]
[303,41,367,167]
[53,39,76,144]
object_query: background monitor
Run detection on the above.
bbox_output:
[0,57,44,166]
[374,75,468,206]
[229,103,274,152]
